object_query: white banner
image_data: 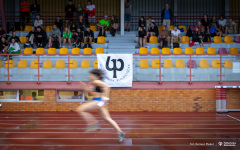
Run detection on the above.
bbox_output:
[97,54,133,87]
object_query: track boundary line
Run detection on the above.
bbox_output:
[227,115,240,122]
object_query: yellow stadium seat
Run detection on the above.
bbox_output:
[224,36,233,43]
[196,48,205,55]
[48,48,57,55]
[55,60,65,69]
[30,60,40,69]
[23,26,32,32]
[207,47,216,55]
[24,48,33,55]
[184,48,193,54]
[93,60,98,68]
[211,60,220,68]
[95,48,104,54]
[36,48,45,54]
[59,48,68,55]
[178,25,187,32]
[149,36,158,44]
[162,48,171,54]
[182,36,189,44]
[71,48,81,55]
[223,60,233,69]
[175,60,185,68]
[139,60,149,68]
[17,60,28,68]
[90,26,97,32]
[46,26,52,32]
[229,48,239,54]
[213,36,223,43]
[97,36,106,44]
[0,60,2,68]
[158,25,163,32]
[139,47,148,54]
[151,60,160,68]
[173,48,182,54]
[163,60,173,68]
[43,60,53,69]
[169,25,174,31]
[69,60,78,69]
[81,60,91,68]
[199,60,209,68]
[150,48,159,54]
[83,48,92,54]
[5,60,15,68]
[20,37,27,44]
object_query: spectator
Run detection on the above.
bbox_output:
[124,0,132,32]
[0,37,8,60]
[209,22,222,37]
[71,91,81,99]
[201,14,210,33]
[84,26,94,48]
[85,0,96,24]
[77,15,86,31]
[218,15,227,33]
[35,26,47,48]
[171,26,182,48]
[146,17,153,32]
[54,16,63,33]
[192,27,204,47]
[110,15,119,36]
[8,32,20,44]
[161,3,173,31]
[0,26,6,39]
[26,26,36,48]
[138,26,147,48]
[20,0,30,30]
[76,3,85,20]
[8,38,20,60]
[70,23,77,35]
[32,92,38,100]
[30,0,40,25]
[159,25,170,48]
[48,24,61,48]
[210,16,219,27]
[147,22,158,37]
[195,21,205,33]
[65,0,76,23]
[62,27,72,48]
[225,18,237,34]
[97,15,109,37]
[73,28,83,48]
[138,16,146,30]
[34,14,43,27]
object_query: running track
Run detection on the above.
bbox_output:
[0,112,240,150]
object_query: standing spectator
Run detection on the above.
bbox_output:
[30,0,40,25]
[62,27,72,48]
[209,22,222,37]
[8,32,20,43]
[225,18,237,34]
[73,28,83,48]
[0,37,8,60]
[35,26,47,48]
[195,21,205,33]
[48,24,61,48]
[192,27,204,47]
[138,16,146,30]
[34,14,43,27]
[171,26,182,48]
[159,25,170,49]
[76,3,85,20]
[138,26,147,48]
[110,15,119,36]
[77,15,86,31]
[85,0,96,24]
[218,15,227,33]
[65,0,76,23]
[201,14,210,33]
[210,16,219,27]
[84,26,94,48]
[0,26,6,39]
[97,15,109,37]
[124,0,132,32]
[54,16,63,33]
[8,38,20,60]
[161,3,173,31]
[146,17,153,32]
[26,26,36,48]
[147,22,158,37]
[20,0,30,30]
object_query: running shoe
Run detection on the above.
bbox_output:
[118,132,125,143]
[85,123,100,132]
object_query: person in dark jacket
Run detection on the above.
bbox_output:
[201,14,210,33]
[110,15,119,36]
[161,3,173,31]
[192,27,204,47]
[65,0,76,23]
[8,32,20,43]
[147,22,158,37]
[84,26,94,48]
[138,16,146,31]
[73,28,83,48]
[54,16,63,33]
[30,0,40,25]
[35,26,47,48]
[26,26,36,48]
[76,3,85,20]
[138,26,147,48]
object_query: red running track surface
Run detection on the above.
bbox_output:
[0,112,240,150]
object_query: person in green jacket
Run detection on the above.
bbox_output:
[63,27,72,48]
[8,38,20,60]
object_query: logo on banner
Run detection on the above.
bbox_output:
[106,56,124,78]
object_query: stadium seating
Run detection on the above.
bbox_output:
[207,47,216,54]
[81,60,91,68]
[43,60,53,69]
[139,60,149,68]
[182,36,189,44]
[199,60,209,68]
[139,47,148,54]
[229,48,239,54]
[20,37,27,44]
[48,48,57,55]
[218,48,227,54]
[187,60,197,68]
[95,48,104,54]
[223,60,233,68]
[150,48,159,54]
[69,60,78,69]
[184,48,193,54]
[30,60,40,69]
[90,26,97,32]
[46,26,52,32]
[224,36,233,43]
[0,60,2,68]
[163,60,173,68]
[36,48,45,54]
[59,48,68,55]
[169,25,174,31]
[213,36,223,43]
[97,36,106,44]
[234,36,240,43]
[151,60,160,68]
[175,60,185,68]
[93,60,98,68]
[83,48,92,54]
[71,48,81,55]
[24,48,33,54]
[55,60,65,69]
[149,36,158,44]
[24,26,32,32]
[211,60,220,68]
[17,60,28,68]
[158,25,163,32]
[196,47,205,55]
[5,60,15,68]
[162,48,171,54]
[173,48,182,54]
[178,25,187,32]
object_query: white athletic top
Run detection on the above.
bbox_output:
[171,29,181,36]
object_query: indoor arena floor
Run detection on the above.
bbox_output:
[0,112,239,150]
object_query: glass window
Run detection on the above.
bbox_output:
[19,90,44,102]
[58,91,87,102]
[0,91,17,102]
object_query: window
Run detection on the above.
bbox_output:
[0,90,44,102]
[0,91,18,102]
[57,90,87,102]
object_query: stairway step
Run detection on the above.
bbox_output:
[108,45,136,49]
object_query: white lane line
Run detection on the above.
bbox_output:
[1,127,240,129]
[1,132,240,134]
[227,115,240,122]
[0,119,235,121]
[0,116,231,118]
[0,138,238,140]
[0,123,239,125]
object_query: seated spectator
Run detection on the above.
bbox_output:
[146,17,153,32]
[35,26,47,48]
[138,16,146,30]
[159,25,170,48]
[8,38,20,59]
[26,26,36,48]
[71,91,81,99]
[138,26,147,48]
[225,18,237,34]
[110,15,119,37]
[70,23,77,36]
[73,28,83,48]
[97,15,109,37]
[34,14,43,27]
[8,31,20,43]
[201,14,210,33]
[84,26,94,48]
[209,22,222,37]
[77,15,86,31]
[195,21,205,33]
[32,92,38,100]
[147,22,158,37]
[62,27,72,48]
[210,16,219,27]
[0,37,8,60]
[0,26,6,39]
[171,26,182,48]
[192,27,204,47]
[218,15,226,33]
[48,24,61,48]
[54,16,63,33]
